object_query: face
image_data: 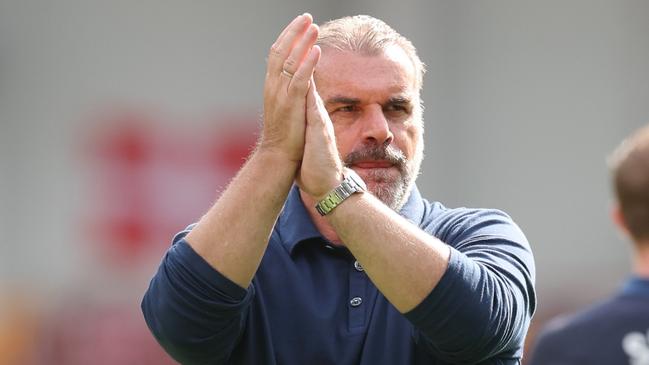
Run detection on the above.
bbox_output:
[314,45,424,211]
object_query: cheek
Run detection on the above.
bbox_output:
[394,125,422,157]
[333,124,357,157]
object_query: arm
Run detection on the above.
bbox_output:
[332,196,534,362]
[298,80,449,313]
[299,82,535,363]
[186,15,321,288]
[184,149,297,287]
[142,14,322,364]
[403,210,535,362]
[326,192,450,313]
[315,190,535,363]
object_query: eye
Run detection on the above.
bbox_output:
[384,103,411,115]
[328,104,359,124]
[336,105,357,113]
[387,105,406,112]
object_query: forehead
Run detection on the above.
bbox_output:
[314,46,417,101]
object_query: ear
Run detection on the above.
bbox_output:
[611,203,631,237]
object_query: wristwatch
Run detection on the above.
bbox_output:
[315,168,367,216]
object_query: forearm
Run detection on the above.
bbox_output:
[185,148,298,288]
[184,12,320,289]
[326,192,451,313]
[328,194,534,361]
[405,247,533,362]
[142,240,254,365]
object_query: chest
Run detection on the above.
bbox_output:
[244,242,426,364]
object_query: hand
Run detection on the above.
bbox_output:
[297,79,344,200]
[258,13,321,163]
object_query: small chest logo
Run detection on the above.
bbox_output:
[622,330,649,365]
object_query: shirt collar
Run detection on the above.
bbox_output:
[621,276,649,297]
[398,185,426,226]
[277,185,323,254]
[277,184,427,255]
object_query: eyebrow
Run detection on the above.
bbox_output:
[325,96,361,106]
[387,96,413,106]
[325,95,413,106]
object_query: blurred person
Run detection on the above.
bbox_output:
[0,294,38,365]
[528,125,649,364]
[142,14,536,364]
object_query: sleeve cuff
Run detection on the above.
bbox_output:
[404,247,474,326]
[172,238,252,302]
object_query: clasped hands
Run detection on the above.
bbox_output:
[259,13,343,201]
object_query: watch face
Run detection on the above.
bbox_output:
[345,168,367,191]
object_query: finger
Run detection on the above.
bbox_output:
[305,76,341,170]
[275,15,302,45]
[306,76,317,114]
[276,13,311,47]
[306,76,328,122]
[268,13,313,74]
[288,45,321,97]
[282,23,319,79]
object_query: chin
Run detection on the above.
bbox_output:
[367,181,406,211]
[357,168,399,182]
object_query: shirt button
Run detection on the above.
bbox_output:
[350,297,363,307]
[353,260,364,272]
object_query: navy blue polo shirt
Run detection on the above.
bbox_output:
[529,277,649,365]
[142,186,536,364]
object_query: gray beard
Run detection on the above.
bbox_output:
[343,142,422,212]
[363,169,410,211]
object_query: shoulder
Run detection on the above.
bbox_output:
[529,304,612,364]
[423,201,515,227]
[533,294,649,358]
[419,199,527,249]
[536,307,606,344]
[540,294,649,339]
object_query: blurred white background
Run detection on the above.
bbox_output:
[1,1,648,363]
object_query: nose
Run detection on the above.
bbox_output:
[360,105,393,146]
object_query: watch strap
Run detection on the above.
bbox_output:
[315,169,366,216]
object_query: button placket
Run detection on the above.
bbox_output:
[353,260,364,272]
[350,297,362,307]
[348,259,367,332]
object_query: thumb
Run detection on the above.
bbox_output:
[306,77,318,116]
[306,77,319,126]
[306,77,328,125]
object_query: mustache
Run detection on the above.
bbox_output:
[343,143,407,170]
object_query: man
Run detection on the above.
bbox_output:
[528,125,649,365]
[142,14,536,364]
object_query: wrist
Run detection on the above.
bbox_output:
[253,145,302,168]
[256,136,305,163]
[312,168,345,201]
[314,168,367,216]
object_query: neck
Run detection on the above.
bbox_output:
[632,241,649,278]
[299,189,343,245]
